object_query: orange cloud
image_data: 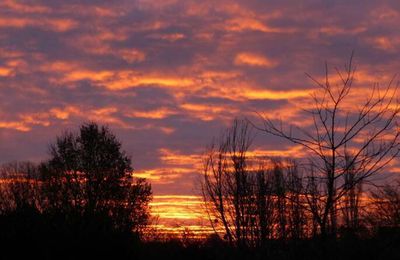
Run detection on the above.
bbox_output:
[0,106,124,132]
[366,36,400,52]
[0,110,57,132]
[247,146,307,159]
[85,107,133,128]
[243,88,310,100]
[225,18,271,32]
[0,121,30,132]
[46,62,195,90]
[135,169,164,181]
[46,18,77,32]
[107,72,195,90]
[135,168,193,185]
[120,49,146,63]
[234,52,277,68]
[0,67,14,77]
[180,103,234,121]
[199,70,241,81]
[149,33,185,42]
[0,17,77,32]
[19,114,50,127]
[224,18,296,33]
[64,70,114,82]
[50,106,81,120]
[128,108,177,119]
[151,195,205,220]
[1,0,50,14]
[148,195,213,237]
[159,148,202,168]
[97,73,193,90]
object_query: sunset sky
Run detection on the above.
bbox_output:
[0,0,399,231]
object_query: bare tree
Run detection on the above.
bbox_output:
[285,160,307,239]
[255,54,400,236]
[202,119,254,247]
[202,119,308,246]
[340,152,363,234]
[271,160,287,240]
[254,160,275,245]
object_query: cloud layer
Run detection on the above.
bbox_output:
[0,0,399,199]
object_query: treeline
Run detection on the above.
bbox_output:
[202,120,400,246]
[199,56,400,258]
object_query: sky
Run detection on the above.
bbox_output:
[1,0,400,231]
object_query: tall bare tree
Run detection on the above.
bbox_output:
[256,54,400,236]
[202,119,255,246]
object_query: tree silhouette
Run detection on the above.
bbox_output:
[256,54,400,237]
[202,119,254,246]
[201,119,308,247]
[367,181,400,229]
[0,161,40,213]
[41,122,152,234]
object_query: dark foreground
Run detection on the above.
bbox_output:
[2,236,400,260]
[0,213,399,260]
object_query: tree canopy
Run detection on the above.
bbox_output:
[41,122,152,233]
